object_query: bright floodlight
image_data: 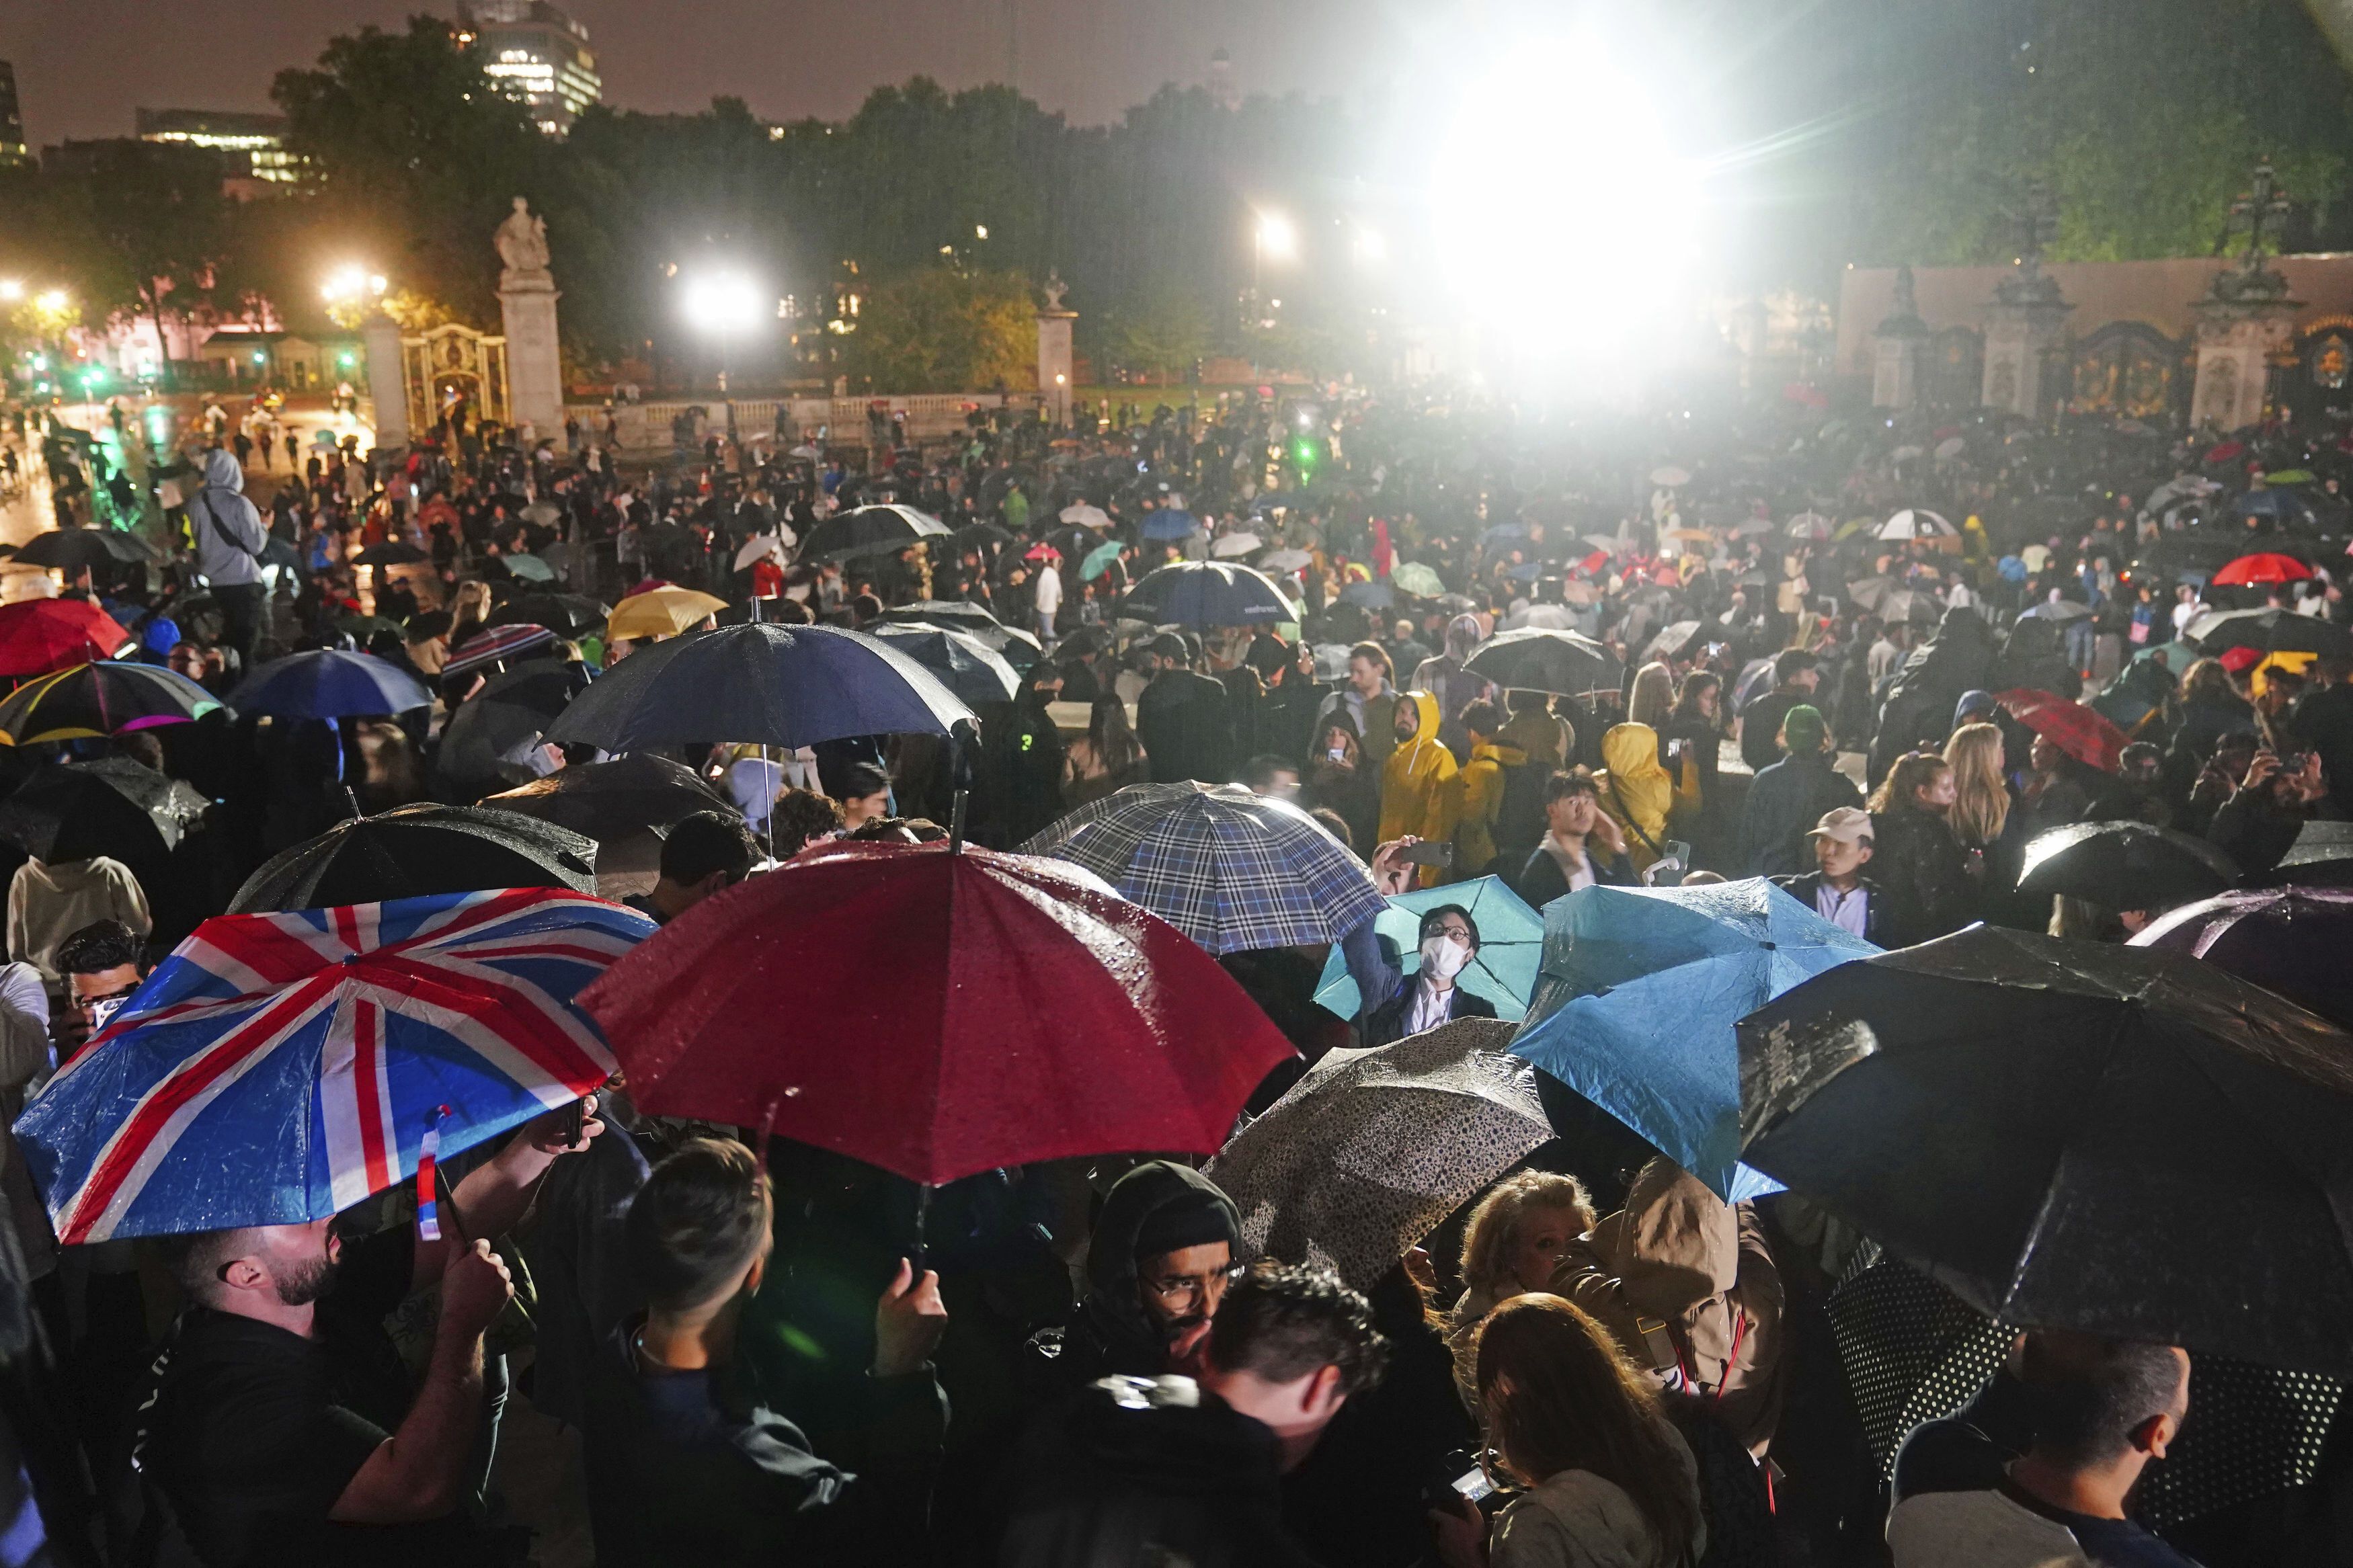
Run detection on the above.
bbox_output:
[321,265,376,302]
[1256,211,1298,260]
[1353,227,1387,265]
[682,272,766,335]
[34,289,68,313]
[1431,29,1705,385]
[0,280,21,302]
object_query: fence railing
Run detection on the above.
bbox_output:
[563,393,1047,452]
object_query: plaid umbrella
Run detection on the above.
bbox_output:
[1994,688,2129,772]
[1204,1018,1550,1290]
[17,888,649,1243]
[1021,782,1386,954]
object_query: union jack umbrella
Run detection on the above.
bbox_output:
[15,887,653,1245]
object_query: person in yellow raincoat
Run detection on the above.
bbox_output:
[1447,698,1524,878]
[1595,721,1681,876]
[1380,690,1458,885]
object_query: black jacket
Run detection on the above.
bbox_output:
[1360,981,1498,1048]
[1737,753,1863,878]
[1771,871,1891,945]
[999,1378,1320,1568]
[1137,669,1232,785]
[1866,808,1979,946]
[1509,838,1636,907]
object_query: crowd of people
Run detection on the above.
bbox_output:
[0,374,2346,1568]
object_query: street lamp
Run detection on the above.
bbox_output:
[33,290,68,316]
[0,280,21,302]
[322,265,388,306]
[680,270,765,396]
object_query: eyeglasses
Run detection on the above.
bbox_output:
[1144,1262,1246,1304]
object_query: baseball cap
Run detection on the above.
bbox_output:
[1806,807,1874,845]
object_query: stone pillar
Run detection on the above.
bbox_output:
[1978,256,2071,417]
[2190,283,2301,431]
[500,273,563,444]
[360,311,407,450]
[1035,269,1076,427]
[1871,265,1929,410]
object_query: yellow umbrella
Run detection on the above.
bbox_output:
[608,586,728,641]
[1663,528,1714,544]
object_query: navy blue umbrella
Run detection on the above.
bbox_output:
[545,622,975,752]
[1122,561,1297,627]
[1140,508,1199,541]
[865,624,1021,705]
[227,649,433,720]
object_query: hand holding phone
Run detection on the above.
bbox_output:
[1399,841,1454,868]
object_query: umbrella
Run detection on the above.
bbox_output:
[335,614,407,647]
[1059,503,1113,530]
[1737,925,2353,1375]
[436,663,582,788]
[17,889,648,1243]
[2273,820,2353,887]
[2132,887,2353,1029]
[733,534,789,573]
[1339,581,1394,611]
[228,649,432,720]
[1993,688,2129,772]
[11,530,157,571]
[1123,561,1297,627]
[1888,444,1925,462]
[547,622,973,753]
[1211,532,1263,559]
[0,662,224,745]
[484,753,731,843]
[877,603,1042,671]
[63,757,208,849]
[1203,1018,1552,1291]
[1261,548,1313,573]
[1080,540,1124,579]
[1579,534,1624,552]
[799,503,954,564]
[2017,821,2239,913]
[607,585,729,642]
[229,803,600,913]
[1876,509,1955,540]
[2264,468,2317,485]
[488,593,610,639]
[1140,508,1201,542]
[2019,597,2093,623]
[1022,782,1386,955]
[502,553,556,583]
[351,540,426,567]
[1390,562,1447,599]
[1511,880,1874,1202]
[0,764,171,864]
[1465,628,1623,697]
[443,622,559,679]
[1786,511,1833,541]
[2212,552,2313,587]
[582,839,1297,1187]
[1644,620,1703,660]
[2240,489,2316,523]
[864,623,1021,705]
[1023,542,1062,564]
[2185,608,2353,660]
[1933,436,1967,460]
[0,600,132,675]
[1648,466,1691,488]
[1312,876,1542,1024]
[1662,527,1713,544]
[1845,575,1900,612]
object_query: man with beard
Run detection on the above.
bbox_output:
[1021,1162,1241,1405]
[136,1100,607,1567]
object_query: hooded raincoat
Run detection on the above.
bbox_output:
[1379,691,1459,878]
[1595,723,1677,874]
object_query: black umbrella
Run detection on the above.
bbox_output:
[0,764,171,864]
[2016,821,2239,913]
[2272,819,2353,887]
[487,593,611,639]
[64,757,208,850]
[1737,924,2353,1374]
[435,662,584,790]
[352,540,426,567]
[545,622,974,753]
[864,624,1021,704]
[800,503,953,563]
[483,751,730,834]
[2133,886,2353,1030]
[2186,607,2353,660]
[228,803,598,913]
[12,530,159,571]
[1464,628,1624,697]
[877,604,1041,673]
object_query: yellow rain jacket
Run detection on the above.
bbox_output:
[1380,690,1458,881]
[1449,737,1527,878]
[1597,722,1677,874]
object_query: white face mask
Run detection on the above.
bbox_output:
[1419,933,1472,980]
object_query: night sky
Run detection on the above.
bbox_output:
[0,0,1417,147]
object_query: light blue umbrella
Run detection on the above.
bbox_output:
[1312,876,1543,1023]
[1508,879,1877,1201]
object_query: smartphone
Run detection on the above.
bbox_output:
[1327,746,1348,763]
[1451,1467,1497,1505]
[553,1096,586,1147]
[1399,841,1455,868]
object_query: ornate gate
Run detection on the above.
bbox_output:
[2069,321,2186,421]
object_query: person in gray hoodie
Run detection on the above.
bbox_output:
[186,446,268,671]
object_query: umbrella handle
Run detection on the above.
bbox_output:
[911,1183,932,1274]
[949,788,968,854]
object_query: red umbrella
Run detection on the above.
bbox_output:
[2211,552,2313,587]
[1995,688,2130,772]
[580,839,1298,1186]
[2206,440,2245,462]
[0,600,132,677]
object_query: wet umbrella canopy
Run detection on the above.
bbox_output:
[1738,925,2353,1374]
[2017,821,2239,914]
[229,803,599,913]
[1464,628,1624,697]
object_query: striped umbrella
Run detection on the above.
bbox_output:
[16,888,651,1244]
[444,622,559,678]
[0,661,225,744]
[1021,782,1386,954]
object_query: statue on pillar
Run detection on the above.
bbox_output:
[2206,159,2297,304]
[1993,181,2066,308]
[495,197,553,282]
[1040,270,1071,312]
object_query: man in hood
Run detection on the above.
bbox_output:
[1410,614,1496,761]
[187,446,270,672]
[1378,692,1458,884]
[1023,1162,1243,1403]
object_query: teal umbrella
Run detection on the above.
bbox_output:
[1390,562,1446,599]
[1509,878,1876,1201]
[1313,876,1542,1024]
[1080,539,1123,580]
[504,553,557,583]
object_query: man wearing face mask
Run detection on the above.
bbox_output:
[1345,887,1499,1048]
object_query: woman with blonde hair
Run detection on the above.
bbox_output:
[1943,721,2011,852]
[1626,661,1675,730]
[1432,1294,1705,1568]
[1451,1172,1597,1331]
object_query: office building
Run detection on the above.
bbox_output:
[461,1,601,135]
[0,61,28,166]
[135,109,296,184]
